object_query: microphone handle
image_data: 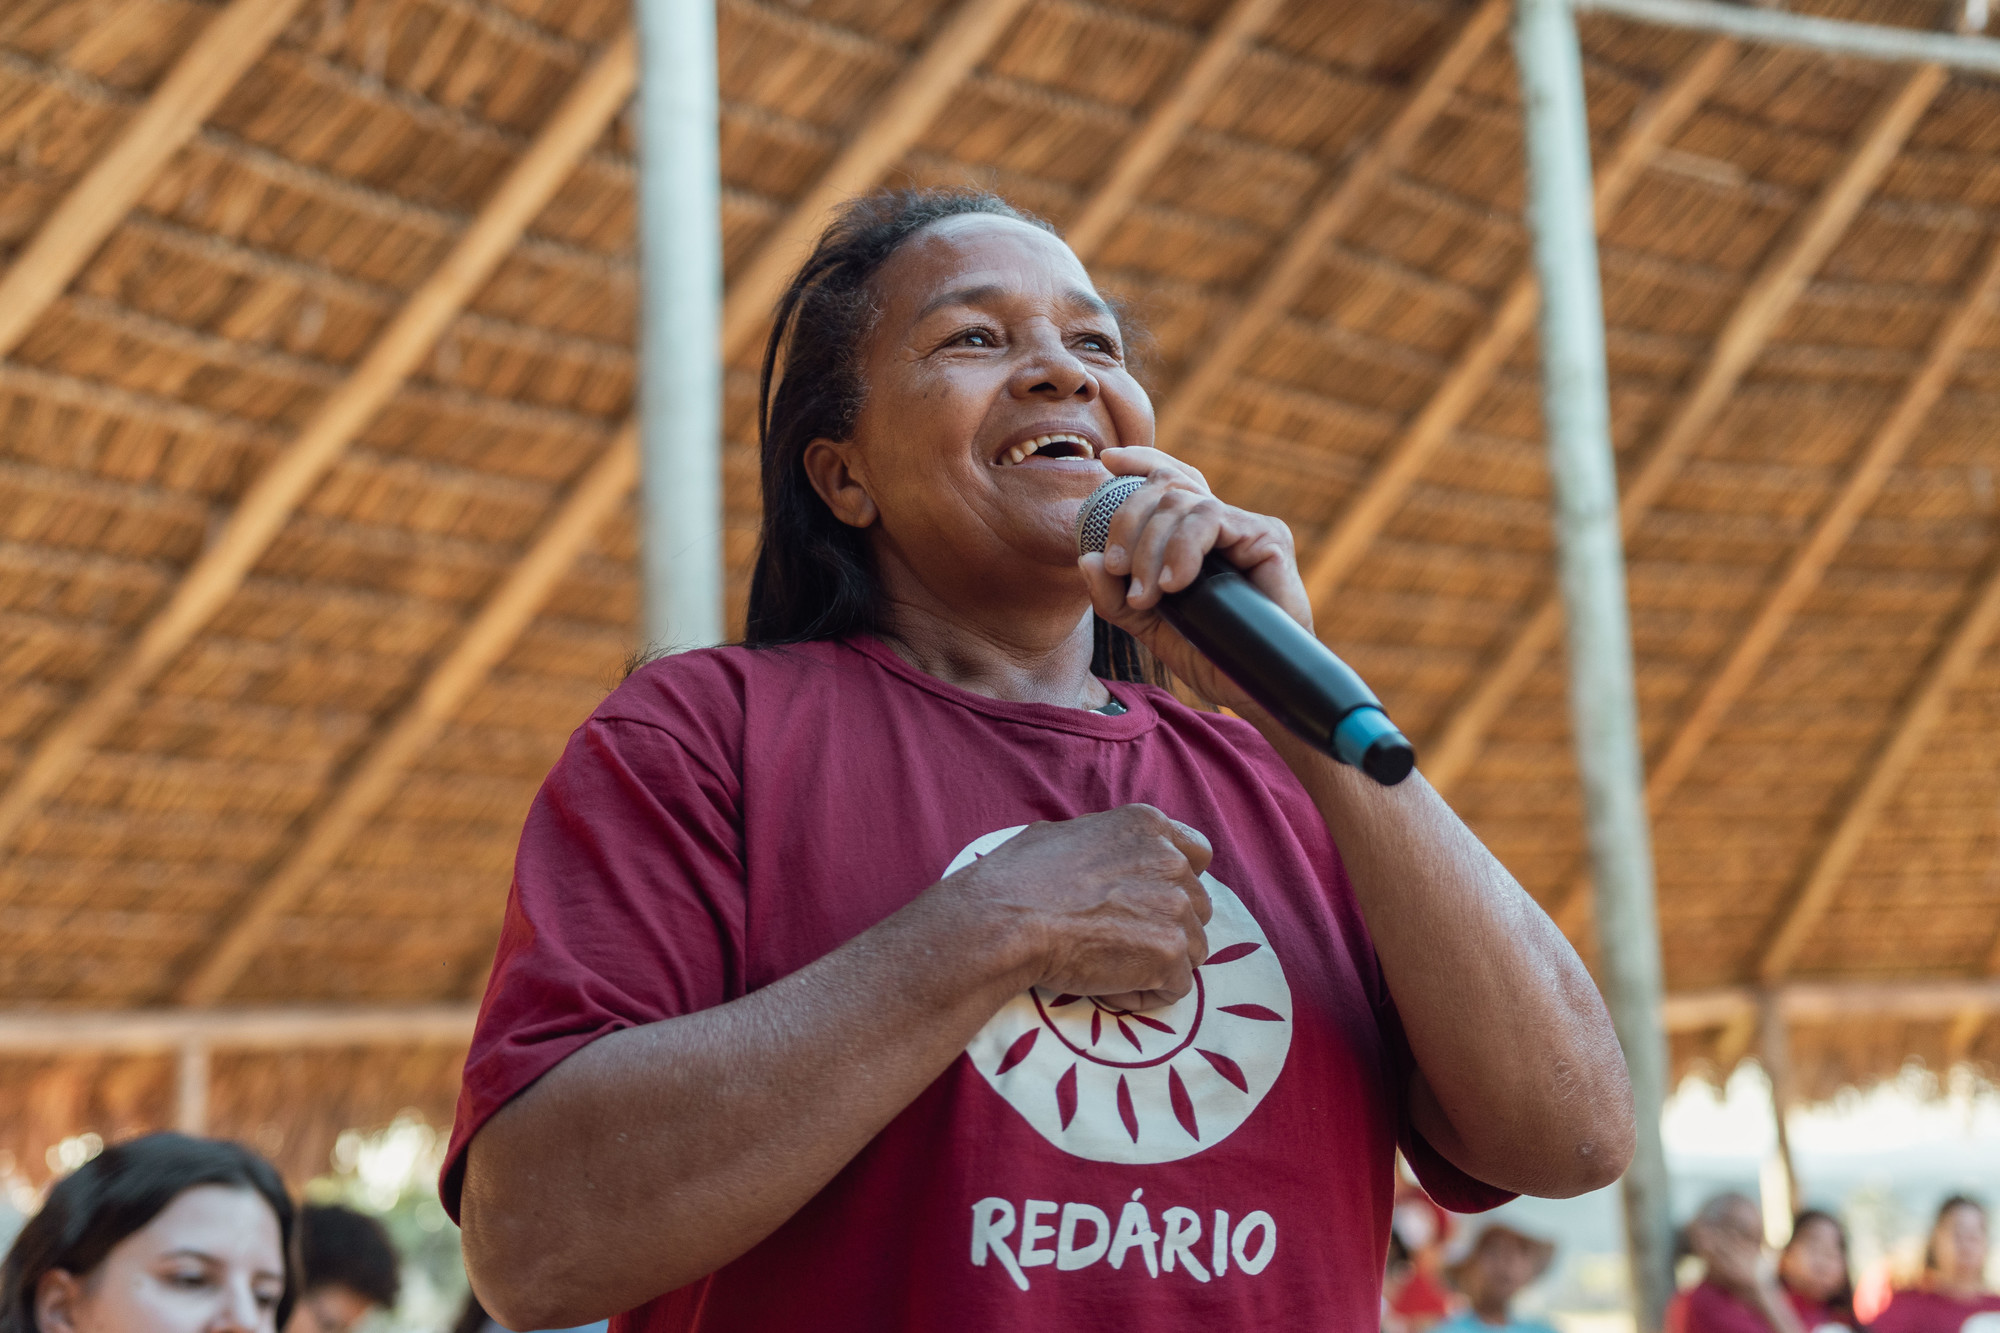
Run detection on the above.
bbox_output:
[1158,554,1417,786]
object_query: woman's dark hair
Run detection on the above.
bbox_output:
[1785,1209,1860,1328]
[1926,1193,1987,1271]
[744,187,1160,683]
[0,1133,297,1333]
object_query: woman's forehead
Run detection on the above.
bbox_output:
[136,1183,283,1255]
[874,213,1096,314]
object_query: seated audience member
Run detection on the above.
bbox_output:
[1872,1197,2000,1333]
[0,1132,294,1333]
[286,1204,400,1333]
[1437,1223,1559,1331]
[1667,1193,1805,1333]
[1780,1210,1863,1331]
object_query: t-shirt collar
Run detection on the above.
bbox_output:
[843,634,1159,739]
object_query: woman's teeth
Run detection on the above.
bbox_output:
[1002,434,1095,465]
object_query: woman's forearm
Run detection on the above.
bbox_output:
[1252,715,1634,1197]
[461,886,1032,1328]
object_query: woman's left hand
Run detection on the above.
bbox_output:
[1078,446,1310,712]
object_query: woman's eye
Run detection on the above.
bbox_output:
[957,328,996,347]
[1077,332,1117,356]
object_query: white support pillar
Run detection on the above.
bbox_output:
[175,1039,210,1135]
[1512,1,1675,1329]
[635,0,725,651]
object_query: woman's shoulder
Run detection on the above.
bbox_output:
[579,641,858,763]
[603,641,852,718]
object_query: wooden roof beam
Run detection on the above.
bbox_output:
[717,0,1033,360]
[1944,910,2000,1062]
[0,31,640,860]
[1421,63,1948,796]
[0,1004,476,1053]
[1298,38,1738,617]
[1551,229,2000,940]
[1663,978,2000,1032]
[0,0,311,358]
[1064,0,1288,261]
[176,425,639,1005]
[170,5,1031,1002]
[1578,0,2000,75]
[1152,0,1512,454]
[26,976,2000,1052]
[1638,238,2000,811]
[1752,562,2000,983]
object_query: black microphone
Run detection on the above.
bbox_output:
[1077,476,1416,786]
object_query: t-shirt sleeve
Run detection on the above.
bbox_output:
[439,702,745,1219]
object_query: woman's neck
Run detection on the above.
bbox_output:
[874,590,1106,709]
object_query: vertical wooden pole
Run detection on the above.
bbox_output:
[176,1040,210,1136]
[1757,992,1800,1235]
[1512,1,1675,1327]
[635,0,725,651]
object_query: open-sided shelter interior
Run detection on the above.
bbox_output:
[4,0,2000,1185]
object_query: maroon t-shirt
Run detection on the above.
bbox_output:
[442,637,1510,1330]
[1873,1289,2000,1333]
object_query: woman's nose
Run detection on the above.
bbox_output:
[207,1278,263,1333]
[1008,329,1097,401]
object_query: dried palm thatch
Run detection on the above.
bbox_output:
[3,0,2000,1183]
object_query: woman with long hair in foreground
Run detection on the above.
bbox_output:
[0,1133,295,1333]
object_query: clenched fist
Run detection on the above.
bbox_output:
[942,804,1213,1012]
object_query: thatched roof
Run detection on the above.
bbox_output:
[4,0,2000,1182]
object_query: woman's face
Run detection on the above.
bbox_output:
[36,1184,287,1333]
[806,213,1151,616]
[1935,1203,1990,1286]
[1780,1217,1847,1302]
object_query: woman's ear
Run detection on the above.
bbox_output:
[802,438,878,530]
[36,1269,86,1333]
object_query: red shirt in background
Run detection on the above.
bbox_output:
[441,638,1510,1331]
[1788,1288,1854,1331]
[1871,1289,2000,1333]
[1672,1280,1785,1333]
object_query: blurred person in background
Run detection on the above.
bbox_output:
[0,1132,295,1333]
[1779,1210,1862,1331]
[1436,1223,1558,1332]
[1871,1196,2000,1333]
[1385,1230,1414,1333]
[1388,1187,1455,1330]
[1667,1192,1805,1333]
[285,1204,399,1333]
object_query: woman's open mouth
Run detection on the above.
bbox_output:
[997,433,1098,466]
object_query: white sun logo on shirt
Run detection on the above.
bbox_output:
[950,825,1294,1165]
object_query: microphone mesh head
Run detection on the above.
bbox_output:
[1075,475,1147,554]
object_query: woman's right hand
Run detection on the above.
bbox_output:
[940,804,1213,1012]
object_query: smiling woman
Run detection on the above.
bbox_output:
[448,188,1635,1333]
[744,190,1156,689]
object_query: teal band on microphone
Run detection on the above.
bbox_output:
[1332,707,1400,771]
